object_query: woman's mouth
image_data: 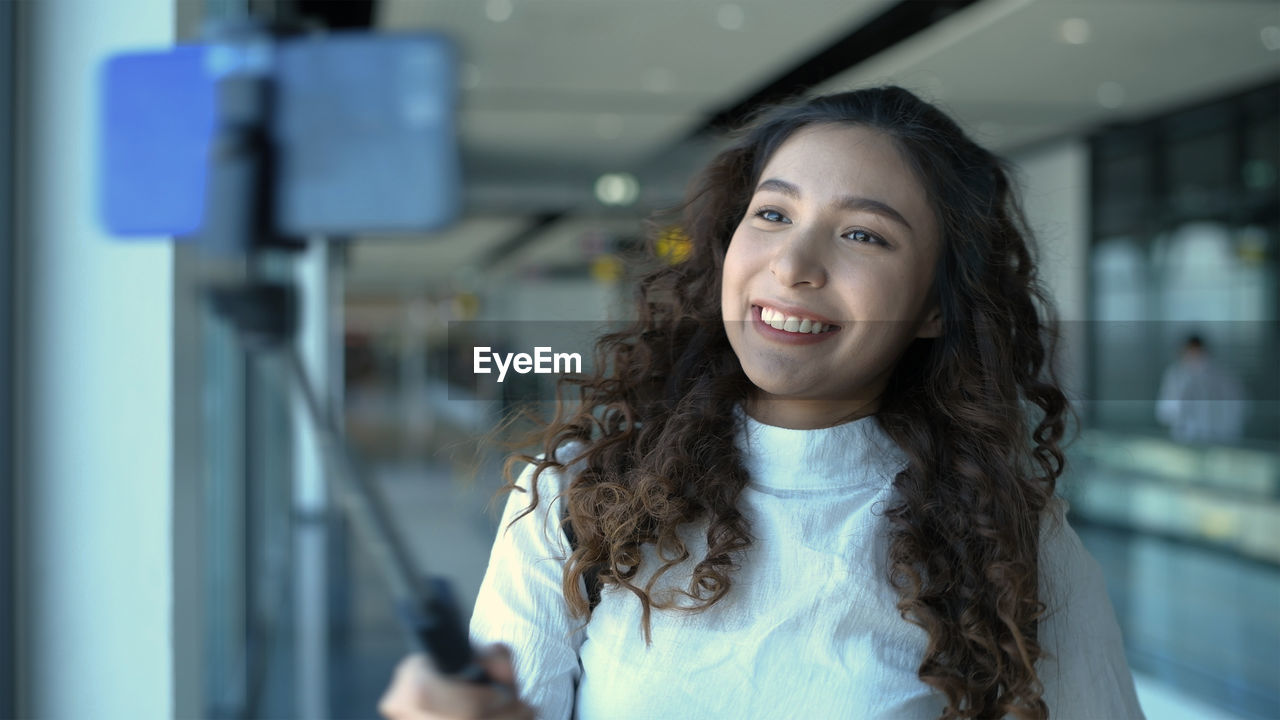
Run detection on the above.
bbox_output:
[750,305,841,345]
[755,304,839,335]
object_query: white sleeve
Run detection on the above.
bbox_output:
[469,459,585,720]
[1035,498,1146,719]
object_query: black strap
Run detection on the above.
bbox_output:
[562,518,603,611]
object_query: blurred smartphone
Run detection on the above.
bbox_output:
[99,32,459,239]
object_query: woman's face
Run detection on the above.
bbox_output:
[721,123,942,429]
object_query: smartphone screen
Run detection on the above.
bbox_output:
[273,33,460,237]
[99,32,460,241]
[99,44,215,237]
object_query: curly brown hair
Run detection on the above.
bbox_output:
[503,86,1070,719]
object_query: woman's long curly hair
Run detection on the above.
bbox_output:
[503,86,1070,719]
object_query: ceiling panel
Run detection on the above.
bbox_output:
[349,0,1280,289]
[348,216,530,289]
[459,107,693,167]
[820,0,1280,151]
[498,214,646,269]
[381,0,898,167]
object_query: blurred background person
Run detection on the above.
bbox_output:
[1156,334,1247,444]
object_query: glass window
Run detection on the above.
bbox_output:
[1164,105,1234,221]
[1242,89,1279,217]
[1094,148,1151,237]
[194,5,301,716]
[1080,81,1280,718]
[1089,81,1280,443]
[200,265,298,719]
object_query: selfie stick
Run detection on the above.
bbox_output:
[202,19,491,684]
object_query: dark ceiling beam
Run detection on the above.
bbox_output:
[481,210,567,268]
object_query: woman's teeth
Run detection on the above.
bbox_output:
[760,306,831,334]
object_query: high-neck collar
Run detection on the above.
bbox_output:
[735,407,908,491]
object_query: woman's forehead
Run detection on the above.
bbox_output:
[761,125,915,187]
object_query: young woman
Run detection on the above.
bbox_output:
[380,87,1145,720]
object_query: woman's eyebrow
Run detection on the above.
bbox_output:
[755,177,914,233]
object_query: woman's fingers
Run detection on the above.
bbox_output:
[479,645,518,686]
[378,654,433,719]
[378,649,533,720]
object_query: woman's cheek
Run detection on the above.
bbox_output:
[720,238,749,322]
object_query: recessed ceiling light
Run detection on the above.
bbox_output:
[1058,18,1091,45]
[595,173,640,207]
[485,0,513,23]
[1262,26,1280,51]
[717,4,745,31]
[1097,81,1125,109]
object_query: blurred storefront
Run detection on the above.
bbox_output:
[1065,79,1280,718]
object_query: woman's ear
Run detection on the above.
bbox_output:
[916,304,943,339]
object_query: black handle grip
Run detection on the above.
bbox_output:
[398,577,494,684]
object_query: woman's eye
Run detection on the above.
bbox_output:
[754,208,789,224]
[844,229,886,246]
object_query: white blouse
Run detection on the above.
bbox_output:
[469,413,1146,719]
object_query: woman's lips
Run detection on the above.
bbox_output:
[751,300,841,329]
[750,305,841,345]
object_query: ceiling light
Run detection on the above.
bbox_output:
[717,4,745,31]
[1097,81,1125,109]
[1058,18,1090,45]
[1262,26,1280,51]
[595,173,640,207]
[485,0,513,23]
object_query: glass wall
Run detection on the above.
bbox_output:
[1072,80,1280,718]
[193,4,305,717]
[199,257,302,719]
[1089,81,1279,441]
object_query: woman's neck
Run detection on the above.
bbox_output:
[744,393,880,430]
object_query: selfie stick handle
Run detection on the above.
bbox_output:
[201,20,491,682]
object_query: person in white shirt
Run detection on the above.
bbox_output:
[1155,334,1246,444]
[380,87,1145,720]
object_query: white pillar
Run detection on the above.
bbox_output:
[15,0,179,717]
[1011,139,1091,402]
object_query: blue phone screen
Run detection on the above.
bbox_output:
[98,33,459,241]
[99,44,215,237]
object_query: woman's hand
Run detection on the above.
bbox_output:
[378,646,535,720]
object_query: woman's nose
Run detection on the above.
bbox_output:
[769,226,827,288]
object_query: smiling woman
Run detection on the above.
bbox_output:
[379,87,1146,720]
[722,123,942,430]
